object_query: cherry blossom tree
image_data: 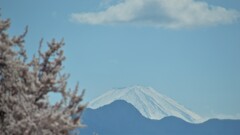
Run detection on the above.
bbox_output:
[0,16,85,135]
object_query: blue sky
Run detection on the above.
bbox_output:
[1,0,240,119]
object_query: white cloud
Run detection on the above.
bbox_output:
[203,113,240,121]
[71,0,240,28]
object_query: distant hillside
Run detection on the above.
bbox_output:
[79,100,240,135]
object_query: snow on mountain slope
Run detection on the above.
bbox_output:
[88,85,203,123]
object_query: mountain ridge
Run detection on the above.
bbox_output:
[80,100,240,135]
[89,85,202,123]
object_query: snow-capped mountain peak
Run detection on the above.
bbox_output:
[88,85,203,123]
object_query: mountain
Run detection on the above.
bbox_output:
[80,100,240,135]
[89,85,202,123]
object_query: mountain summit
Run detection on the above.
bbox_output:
[89,85,203,123]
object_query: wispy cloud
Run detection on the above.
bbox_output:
[71,0,240,29]
[203,113,240,121]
